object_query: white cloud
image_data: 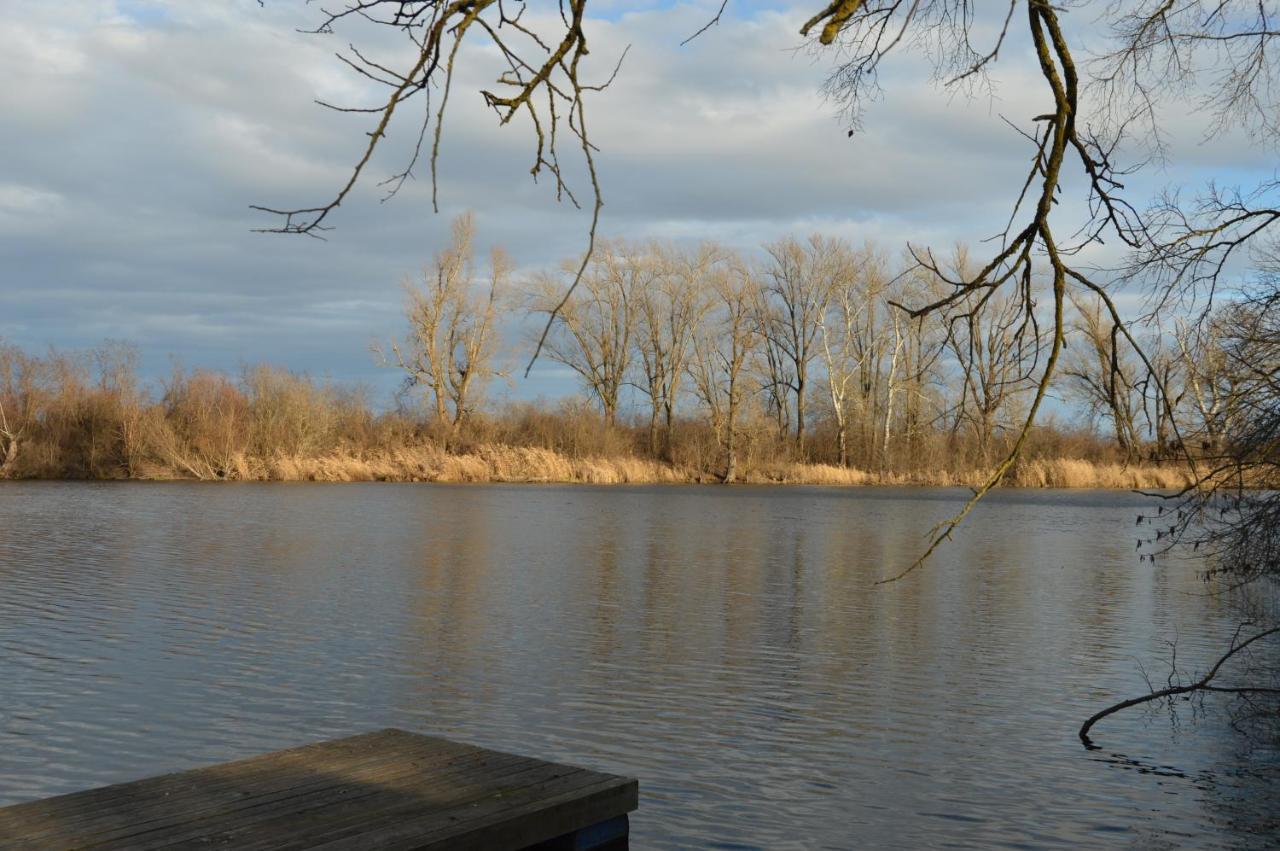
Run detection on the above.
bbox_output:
[0,183,63,213]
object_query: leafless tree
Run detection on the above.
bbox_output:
[1064,293,1144,462]
[880,308,906,468]
[533,240,643,427]
[895,265,950,463]
[89,343,148,477]
[940,248,1036,466]
[160,368,252,479]
[688,252,761,483]
[634,244,712,459]
[757,235,840,452]
[817,240,888,467]
[383,213,507,435]
[1140,336,1187,462]
[1176,316,1240,455]
[0,344,50,477]
[1152,281,1280,584]
[752,283,794,442]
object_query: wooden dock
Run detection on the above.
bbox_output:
[0,728,639,850]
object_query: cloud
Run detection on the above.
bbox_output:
[0,183,64,218]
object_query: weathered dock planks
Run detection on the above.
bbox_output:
[0,728,638,850]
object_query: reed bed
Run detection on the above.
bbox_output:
[0,344,1195,490]
[124,443,1192,489]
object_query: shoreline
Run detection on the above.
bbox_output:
[2,443,1194,490]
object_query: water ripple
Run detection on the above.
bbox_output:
[0,482,1275,848]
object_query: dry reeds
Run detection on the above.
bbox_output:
[0,342,1197,490]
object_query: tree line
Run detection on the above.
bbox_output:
[0,213,1247,483]
[386,213,1238,483]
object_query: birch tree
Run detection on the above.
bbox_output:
[816,240,869,467]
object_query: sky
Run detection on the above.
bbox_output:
[1,0,1269,407]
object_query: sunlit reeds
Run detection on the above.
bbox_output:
[0,343,1195,489]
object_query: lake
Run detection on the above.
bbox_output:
[0,482,1276,848]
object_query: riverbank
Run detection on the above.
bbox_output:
[1,347,1194,490]
[31,443,1191,489]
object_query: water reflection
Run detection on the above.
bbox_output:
[0,482,1275,848]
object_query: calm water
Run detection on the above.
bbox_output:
[1,482,1276,848]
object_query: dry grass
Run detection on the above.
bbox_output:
[121,443,1192,490]
[0,344,1195,490]
[134,444,689,485]
[1006,458,1192,490]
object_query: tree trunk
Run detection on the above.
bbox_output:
[433,380,449,428]
[723,400,738,484]
[882,315,903,469]
[662,399,676,463]
[0,435,17,477]
[795,372,806,452]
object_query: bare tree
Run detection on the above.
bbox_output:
[880,308,905,468]
[264,1,1279,560]
[384,213,507,436]
[1140,338,1184,464]
[1176,316,1240,455]
[1064,293,1144,462]
[160,367,252,479]
[820,245,938,470]
[752,282,794,442]
[534,240,642,427]
[633,243,712,459]
[940,248,1036,466]
[758,235,839,452]
[1154,282,1280,583]
[0,344,49,477]
[688,253,761,483]
[816,240,877,467]
[806,0,1280,733]
[896,265,949,463]
[93,342,148,477]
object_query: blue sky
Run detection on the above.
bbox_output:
[0,1,1268,410]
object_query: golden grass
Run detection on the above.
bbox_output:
[124,442,1193,490]
[743,462,871,485]
[1006,457,1192,490]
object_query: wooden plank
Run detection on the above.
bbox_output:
[363,775,640,851]
[192,767,621,851]
[0,729,423,833]
[126,757,583,851]
[19,747,533,851]
[0,729,639,851]
[0,730,474,846]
